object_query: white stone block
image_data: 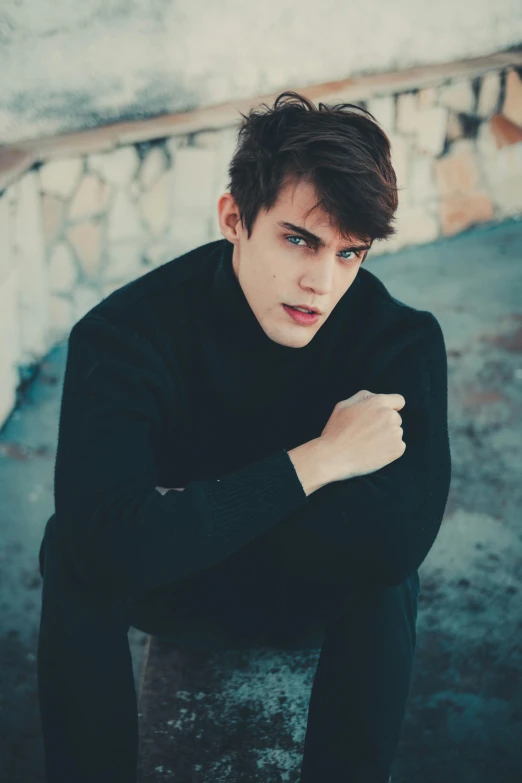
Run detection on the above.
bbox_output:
[104,239,145,282]
[417,106,448,156]
[88,146,140,188]
[401,205,439,246]
[447,112,464,141]
[368,237,390,257]
[167,215,211,257]
[102,280,125,300]
[39,158,84,199]
[129,181,140,199]
[396,93,419,135]
[476,120,498,161]
[476,122,506,207]
[438,80,475,114]
[488,141,522,216]
[209,191,228,240]
[494,176,522,217]
[165,135,187,162]
[418,87,438,109]
[502,69,522,128]
[107,189,143,241]
[14,170,50,363]
[409,152,437,205]
[209,128,240,237]
[497,141,522,176]
[449,138,476,157]
[170,148,219,215]
[68,220,103,278]
[0,193,14,287]
[208,219,224,244]
[48,242,77,294]
[0,267,21,429]
[49,294,74,341]
[209,192,226,240]
[367,96,395,135]
[69,173,111,221]
[194,131,221,149]
[5,179,20,207]
[477,71,501,118]
[217,126,240,173]
[144,241,175,268]
[211,126,240,216]
[388,134,409,204]
[374,201,439,254]
[72,285,102,324]
[139,171,169,236]
[139,147,168,191]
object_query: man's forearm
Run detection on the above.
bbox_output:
[156,439,332,499]
[287,438,332,496]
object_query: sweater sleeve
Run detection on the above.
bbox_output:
[53,314,308,604]
[251,312,452,588]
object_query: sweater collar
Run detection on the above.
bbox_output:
[210,237,316,357]
[209,238,365,372]
[210,237,363,352]
[205,237,365,411]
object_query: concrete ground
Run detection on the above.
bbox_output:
[1,217,522,782]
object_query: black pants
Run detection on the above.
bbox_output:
[37,517,420,783]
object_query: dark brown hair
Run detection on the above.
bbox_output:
[227,91,400,249]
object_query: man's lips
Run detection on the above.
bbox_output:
[284,304,322,314]
[282,305,321,324]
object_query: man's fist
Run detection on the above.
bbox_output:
[319,389,406,482]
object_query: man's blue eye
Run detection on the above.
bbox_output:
[286,235,357,261]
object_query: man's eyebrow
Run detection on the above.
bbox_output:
[276,221,372,252]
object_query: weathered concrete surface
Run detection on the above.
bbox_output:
[2,0,522,144]
[1,217,522,781]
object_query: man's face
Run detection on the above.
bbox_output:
[217,177,371,348]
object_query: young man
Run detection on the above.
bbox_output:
[37,91,451,782]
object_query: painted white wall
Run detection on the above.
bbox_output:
[1,0,521,144]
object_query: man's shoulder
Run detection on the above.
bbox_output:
[348,267,444,377]
[72,238,223,337]
[356,265,440,336]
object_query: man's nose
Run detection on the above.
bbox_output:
[300,262,335,296]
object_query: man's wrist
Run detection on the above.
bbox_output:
[287,438,333,496]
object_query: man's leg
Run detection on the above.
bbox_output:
[299,570,420,783]
[37,520,139,783]
[37,519,242,782]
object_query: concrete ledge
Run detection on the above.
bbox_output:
[0,147,37,192]
[3,51,522,170]
[137,634,322,783]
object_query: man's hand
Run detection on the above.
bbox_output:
[288,389,406,496]
[155,486,185,495]
[319,389,406,482]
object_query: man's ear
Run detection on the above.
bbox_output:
[217,192,242,244]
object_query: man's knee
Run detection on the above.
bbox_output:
[332,569,420,632]
[39,522,133,641]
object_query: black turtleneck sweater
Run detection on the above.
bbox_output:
[42,237,451,604]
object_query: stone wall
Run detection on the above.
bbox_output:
[1,60,522,431]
